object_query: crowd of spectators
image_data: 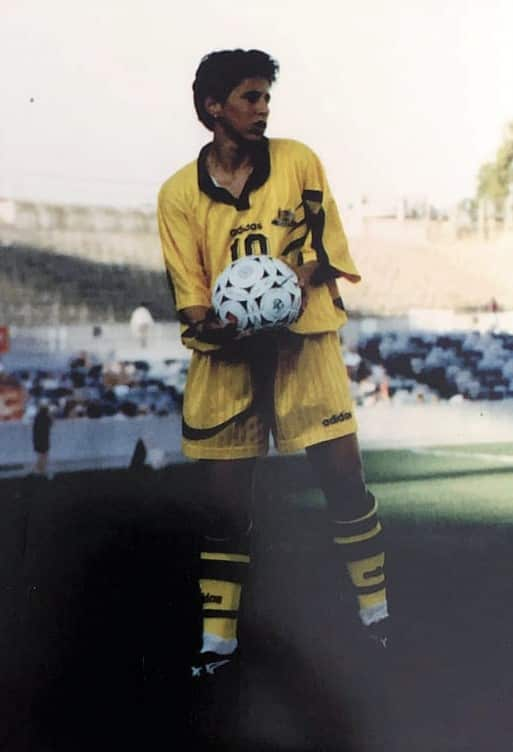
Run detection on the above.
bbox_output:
[12,352,188,422]
[3,328,513,422]
[351,328,513,405]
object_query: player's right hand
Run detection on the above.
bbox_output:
[194,308,239,345]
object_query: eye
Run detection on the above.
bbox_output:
[244,92,260,104]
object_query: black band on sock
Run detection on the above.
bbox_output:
[200,559,249,585]
[203,609,239,621]
[203,534,251,556]
[355,581,386,596]
[332,511,379,538]
[336,527,385,562]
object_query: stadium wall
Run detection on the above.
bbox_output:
[2,400,513,478]
[2,198,513,321]
[0,199,162,270]
[3,198,512,273]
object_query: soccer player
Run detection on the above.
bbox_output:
[158,49,389,681]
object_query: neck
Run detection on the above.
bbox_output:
[208,118,266,174]
[209,138,251,174]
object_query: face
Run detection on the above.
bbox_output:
[209,77,271,141]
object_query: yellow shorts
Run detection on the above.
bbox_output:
[182,330,357,460]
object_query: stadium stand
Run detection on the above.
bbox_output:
[0,245,175,325]
[2,327,510,424]
[357,329,513,402]
[12,354,188,422]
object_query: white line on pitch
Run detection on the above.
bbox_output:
[411,448,513,465]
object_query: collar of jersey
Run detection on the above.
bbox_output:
[197,139,270,211]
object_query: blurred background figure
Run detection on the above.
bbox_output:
[130,303,154,349]
[129,437,147,470]
[32,401,52,476]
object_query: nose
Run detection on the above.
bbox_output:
[257,96,269,117]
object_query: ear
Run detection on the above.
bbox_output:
[205,96,222,119]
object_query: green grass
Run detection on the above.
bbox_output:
[429,442,513,457]
[375,474,513,525]
[283,443,513,527]
[363,445,513,482]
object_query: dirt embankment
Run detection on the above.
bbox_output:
[343,231,513,314]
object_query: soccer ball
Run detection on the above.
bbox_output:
[212,255,302,333]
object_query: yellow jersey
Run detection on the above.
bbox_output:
[158,138,360,350]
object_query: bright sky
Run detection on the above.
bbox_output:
[2,0,512,210]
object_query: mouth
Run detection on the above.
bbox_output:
[249,121,267,135]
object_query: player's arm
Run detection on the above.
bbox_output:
[299,146,361,287]
[158,191,237,349]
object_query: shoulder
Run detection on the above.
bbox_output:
[269,138,322,165]
[158,159,198,209]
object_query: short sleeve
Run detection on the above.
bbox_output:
[157,192,211,311]
[299,146,361,284]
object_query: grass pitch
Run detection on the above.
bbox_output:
[277,443,513,529]
[1,441,512,752]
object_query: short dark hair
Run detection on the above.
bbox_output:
[193,49,279,131]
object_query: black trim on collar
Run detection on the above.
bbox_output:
[197,139,270,211]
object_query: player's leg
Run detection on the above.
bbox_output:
[306,434,389,637]
[181,349,270,678]
[195,457,255,676]
[274,331,389,640]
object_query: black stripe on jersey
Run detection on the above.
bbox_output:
[335,529,385,562]
[356,582,386,596]
[305,203,329,267]
[282,233,309,257]
[333,296,345,310]
[303,189,323,203]
[200,560,249,584]
[203,609,238,620]
[286,217,307,235]
[182,402,254,440]
[333,512,379,538]
[303,190,342,283]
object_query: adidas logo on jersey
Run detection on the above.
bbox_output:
[230,222,263,237]
[202,593,223,604]
[322,411,352,427]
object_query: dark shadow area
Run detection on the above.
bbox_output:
[0,244,175,324]
[0,457,512,751]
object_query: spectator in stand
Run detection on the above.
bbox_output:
[32,402,52,476]
[130,302,154,348]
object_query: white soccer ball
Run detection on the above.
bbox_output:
[212,255,302,333]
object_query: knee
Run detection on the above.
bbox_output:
[198,460,253,540]
[204,501,251,540]
[327,470,375,522]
